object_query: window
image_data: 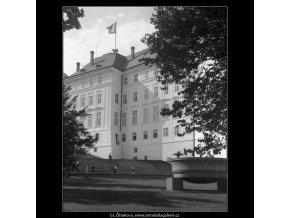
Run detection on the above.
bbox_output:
[95,133,99,141]
[94,147,97,152]
[97,92,102,104]
[93,77,97,86]
[77,82,81,90]
[132,110,137,125]
[144,156,148,160]
[133,91,137,102]
[88,94,93,106]
[145,71,149,79]
[80,95,86,107]
[87,114,93,128]
[81,79,86,88]
[89,76,95,87]
[122,134,126,142]
[163,104,169,119]
[114,112,118,126]
[163,86,168,95]
[154,86,158,97]
[134,74,138,82]
[95,112,101,127]
[123,94,127,104]
[115,93,118,104]
[174,126,180,136]
[132,132,137,141]
[163,127,169,137]
[123,77,127,85]
[143,108,148,124]
[122,112,126,127]
[154,70,159,77]
[174,84,179,93]
[115,134,119,145]
[143,130,148,139]
[153,129,158,138]
[153,106,158,122]
[98,75,102,84]
[144,88,149,99]
[134,147,138,153]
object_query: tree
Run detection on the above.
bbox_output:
[63,85,97,173]
[141,7,227,157]
[63,7,85,32]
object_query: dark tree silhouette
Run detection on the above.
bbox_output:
[63,85,97,173]
[63,7,85,32]
[141,7,227,157]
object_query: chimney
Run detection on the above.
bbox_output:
[90,51,94,65]
[76,62,80,72]
[131,46,135,59]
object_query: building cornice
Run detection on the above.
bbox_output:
[64,66,115,82]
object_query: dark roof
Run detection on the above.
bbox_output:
[125,48,156,70]
[67,48,156,78]
[63,72,68,79]
[69,52,126,78]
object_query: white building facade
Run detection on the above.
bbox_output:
[64,47,225,161]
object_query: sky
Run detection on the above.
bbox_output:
[64,7,156,76]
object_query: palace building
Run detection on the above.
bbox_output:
[63,47,209,161]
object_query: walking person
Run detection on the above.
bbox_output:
[75,161,79,171]
[72,162,75,172]
[109,153,112,161]
[113,165,117,174]
[111,164,114,173]
[91,165,95,172]
[131,166,135,175]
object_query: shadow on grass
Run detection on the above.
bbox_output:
[63,188,223,208]
[182,189,225,194]
[63,177,163,190]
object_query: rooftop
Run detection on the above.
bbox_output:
[67,48,156,79]
[63,72,68,79]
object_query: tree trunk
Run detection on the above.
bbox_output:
[193,122,195,157]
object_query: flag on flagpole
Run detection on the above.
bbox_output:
[106,22,116,34]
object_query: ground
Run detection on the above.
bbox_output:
[63,176,227,212]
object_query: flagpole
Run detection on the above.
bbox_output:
[115,21,117,52]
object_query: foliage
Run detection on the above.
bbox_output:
[141,7,227,157]
[63,85,97,173]
[63,7,85,32]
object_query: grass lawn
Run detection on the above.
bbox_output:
[63,176,227,212]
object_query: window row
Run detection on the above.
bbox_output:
[131,152,148,160]
[121,107,157,127]
[121,126,180,142]
[77,91,103,108]
[122,85,180,105]
[67,74,106,91]
[71,87,179,108]
[80,112,103,128]
[121,105,170,127]
[123,69,158,85]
